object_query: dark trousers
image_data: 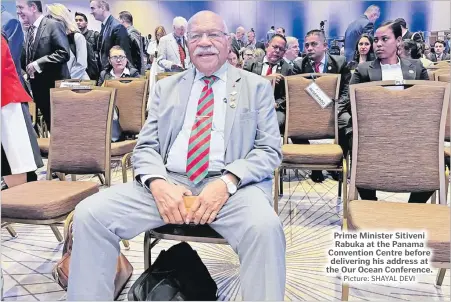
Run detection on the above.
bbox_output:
[30,80,52,131]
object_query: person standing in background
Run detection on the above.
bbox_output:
[344,5,380,62]
[89,0,132,70]
[47,3,90,80]
[119,10,145,75]
[157,16,189,72]
[147,26,166,65]
[16,0,70,131]
[75,11,100,80]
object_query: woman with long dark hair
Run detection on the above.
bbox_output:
[347,34,375,70]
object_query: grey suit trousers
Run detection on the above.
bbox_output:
[67,172,286,300]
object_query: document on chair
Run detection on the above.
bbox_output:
[305,82,333,109]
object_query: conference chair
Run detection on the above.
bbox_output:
[103,78,149,183]
[341,80,450,300]
[274,74,347,215]
[2,87,116,242]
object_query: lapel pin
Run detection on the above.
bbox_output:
[409,70,414,74]
[328,66,332,71]
[230,101,236,108]
[223,98,227,103]
[230,91,237,96]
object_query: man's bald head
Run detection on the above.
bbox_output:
[186,10,231,76]
[187,10,228,33]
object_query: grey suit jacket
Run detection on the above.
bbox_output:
[157,33,191,71]
[337,58,429,133]
[132,65,282,194]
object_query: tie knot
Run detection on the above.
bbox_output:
[202,75,218,86]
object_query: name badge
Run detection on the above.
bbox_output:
[305,82,333,109]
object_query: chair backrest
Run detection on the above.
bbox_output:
[156,72,179,81]
[348,80,449,203]
[104,78,148,134]
[433,61,451,68]
[284,73,340,142]
[55,79,96,88]
[47,87,116,186]
[436,74,450,141]
[145,70,150,79]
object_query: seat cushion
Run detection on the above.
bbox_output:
[282,144,343,165]
[37,138,50,154]
[348,200,450,263]
[1,181,99,220]
[111,140,137,156]
[445,146,450,157]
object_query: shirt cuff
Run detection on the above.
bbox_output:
[32,61,42,73]
[140,174,167,189]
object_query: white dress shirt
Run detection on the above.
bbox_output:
[30,14,45,73]
[141,63,229,185]
[261,57,279,75]
[109,67,131,78]
[381,57,404,91]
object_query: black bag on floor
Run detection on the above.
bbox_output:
[128,242,217,301]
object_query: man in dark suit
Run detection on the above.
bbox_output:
[430,40,450,62]
[293,29,351,182]
[244,34,294,134]
[89,0,132,71]
[394,18,424,43]
[16,0,70,131]
[231,26,246,55]
[245,30,265,51]
[344,5,380,62]
[338,20,433,203]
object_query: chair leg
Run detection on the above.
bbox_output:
[5,225,18,238]
[436,268,447,286]
[274,168,280,214]
[144,231,151,270]
[431,191,437,204]
[50,225,64,242]
[122,240,130,250]
[279,168,284,196]
[341,283,349,301]
[342,159,348,223]
[71,174,76,181]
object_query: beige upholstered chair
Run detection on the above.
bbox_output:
[437,72,450,201]
[156,72,180,81]
[103,78,148,183]
[274,74,347,214]
[427,68,450,81]
[2,87,116,242]
[55,79,97,88]
[341,80,450,301]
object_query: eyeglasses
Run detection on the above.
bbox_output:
[187,31,228,42]
[110,55,126,61]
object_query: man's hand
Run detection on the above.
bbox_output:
[186,179,230,225]
[150,179,192,224]
[26,63,36,78]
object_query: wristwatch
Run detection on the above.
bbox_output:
[220,175,237,195]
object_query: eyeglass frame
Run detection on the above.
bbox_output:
[110,55,127,61]
[186,30,229,43]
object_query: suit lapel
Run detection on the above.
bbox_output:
[170,36,180,62]
[31,17,46,60]
[224,66,242,151]
[100,16,112,53]
[368,60,383,81]
[400,59,416,80]
[169,69,195,149]
[325,54,337,73]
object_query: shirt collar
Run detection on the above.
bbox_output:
[33,14,44,29]
[319,53,326,65]
[110,67,131,78]
[194,62,229,83]
[102,14,111,26]
[263,56,281,66]
[380,56,401,67]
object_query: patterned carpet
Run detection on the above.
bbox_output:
[1,166,450,301]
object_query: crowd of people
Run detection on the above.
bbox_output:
[1,2,450,300]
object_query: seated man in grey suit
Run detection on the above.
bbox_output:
[67,10,285,301]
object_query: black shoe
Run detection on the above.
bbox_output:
[328,171,340,181]
[310,170,324,183]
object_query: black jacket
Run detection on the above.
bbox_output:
[97,66,140,86]
[293,53,351,110]
[244,58,295,111]
[98,15,132,70]
[337,58,429,133]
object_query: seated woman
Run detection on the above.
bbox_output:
[347,34,375,71]
[399,39,433,68]
[98,46,140,86]
[227,48,241,68]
